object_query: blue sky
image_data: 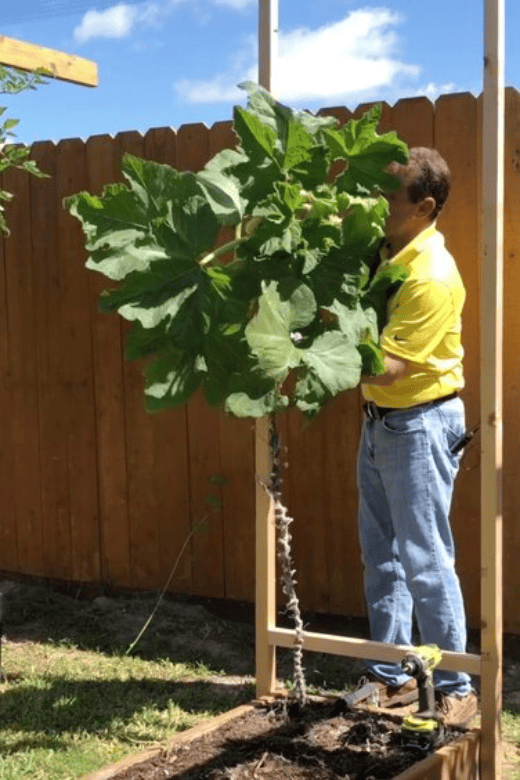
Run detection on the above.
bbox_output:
[1,0,518,145]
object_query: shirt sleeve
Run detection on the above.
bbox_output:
[380,278,455,364]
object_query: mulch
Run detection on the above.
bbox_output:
[109,700,468,780]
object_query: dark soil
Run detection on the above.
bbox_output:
[110,700,468,780]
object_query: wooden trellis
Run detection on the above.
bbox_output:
[0,35,97,86]
[254,1,504,779]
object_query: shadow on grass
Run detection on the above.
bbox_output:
[0,676,256,754]
[1,579,487,695]
[0,581,376,690]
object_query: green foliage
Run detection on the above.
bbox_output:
[0,66,50,236]
[66,83,410,418]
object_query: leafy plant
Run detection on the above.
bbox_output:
[65,83,409,419]
[0,66,50,235]
[65,83,411,708]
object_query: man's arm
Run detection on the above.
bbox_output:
[361,351,414,387]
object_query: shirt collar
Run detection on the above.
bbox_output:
[382,222,439,267]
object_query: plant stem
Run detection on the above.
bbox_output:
[268,413,307,708]
[199,238,246,267]
[125,518,207,655]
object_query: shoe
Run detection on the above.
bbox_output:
[435,690,478,727]
[352,672,419,708]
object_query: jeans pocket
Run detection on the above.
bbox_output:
[435,406,465,451]
[381,409,425,435]
[433,407,466,467]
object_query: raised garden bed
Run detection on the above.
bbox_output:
[80,698,480,780]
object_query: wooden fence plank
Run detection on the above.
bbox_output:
[317,106,353,124]
[177,123,211,174]
[115,130,193,593]
[185,392,225,597]
[30,140,73,580]
[115,130,165,590]
[320,392,364,616]
[175,123,226,596]
[392,97,435,148]
[141,128,194,594]
[285,408,330,613]
[503,87,520,634]
[2,165,44,575]
[85,133,131,588]
[210,120,256,601]
[55,137,101,582]
[434,93,482,627]
[220,414,256,602]
[0,205,17,572]
[144,126,176,166]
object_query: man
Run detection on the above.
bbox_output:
[356,147,477,726]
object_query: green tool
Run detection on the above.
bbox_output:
[400,715,444,753]
[399,645,443,750]
[401,644,442,719]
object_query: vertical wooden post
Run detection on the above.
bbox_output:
[255,0,280,699]
[258,0,279,95]
[255,416,277,696]
[480,1,504,778]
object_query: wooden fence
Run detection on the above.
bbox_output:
[1,89,519,632]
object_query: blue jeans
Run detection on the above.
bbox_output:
[357,396,472,695]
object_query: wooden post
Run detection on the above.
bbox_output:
[255,0,280,699]
[258,0,279,95]
[480,0,504,778]
[255,416,277,696]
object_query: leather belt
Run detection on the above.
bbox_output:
[363,391,460,422]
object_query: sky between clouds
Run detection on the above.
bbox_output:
[3,0,516,144]
[71,2,437,102]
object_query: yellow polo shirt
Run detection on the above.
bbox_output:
[362,223,465,408]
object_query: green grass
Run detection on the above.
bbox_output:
[0,639,254,780]
[502,709,520,778]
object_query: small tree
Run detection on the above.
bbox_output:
[0,65,49,235]
[65,83,409,706]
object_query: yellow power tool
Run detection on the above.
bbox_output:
[400,644,443,746]
[401,643,442,719]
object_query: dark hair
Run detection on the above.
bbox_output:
[406,147,451,220]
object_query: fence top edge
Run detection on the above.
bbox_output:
[26,88,520,149]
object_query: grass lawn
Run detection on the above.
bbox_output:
[1,579,519,779]
[0,640,253,780]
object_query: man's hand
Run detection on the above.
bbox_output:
[361,351,413,387]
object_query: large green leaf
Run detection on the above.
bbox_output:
[143,348,201,412]
[245,281,316,382]
[196,168,245,226]
[324,105,409,195]
[299,330,362,394]
[66,82,410,418]
[361,263,410,331]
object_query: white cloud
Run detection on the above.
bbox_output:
[415,82,457,100]
[73,0,253,44]
[211,0,255,8]
[175,8,421,104]
[73,0,172,43]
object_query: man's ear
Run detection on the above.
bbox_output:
[416,196,436,221]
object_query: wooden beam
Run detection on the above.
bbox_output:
[258,0,279,92]
[269,628,482,677]
[480,0,505,779]
[255,416,277,697]
[255,0,280,701]
[0,35,98,87]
